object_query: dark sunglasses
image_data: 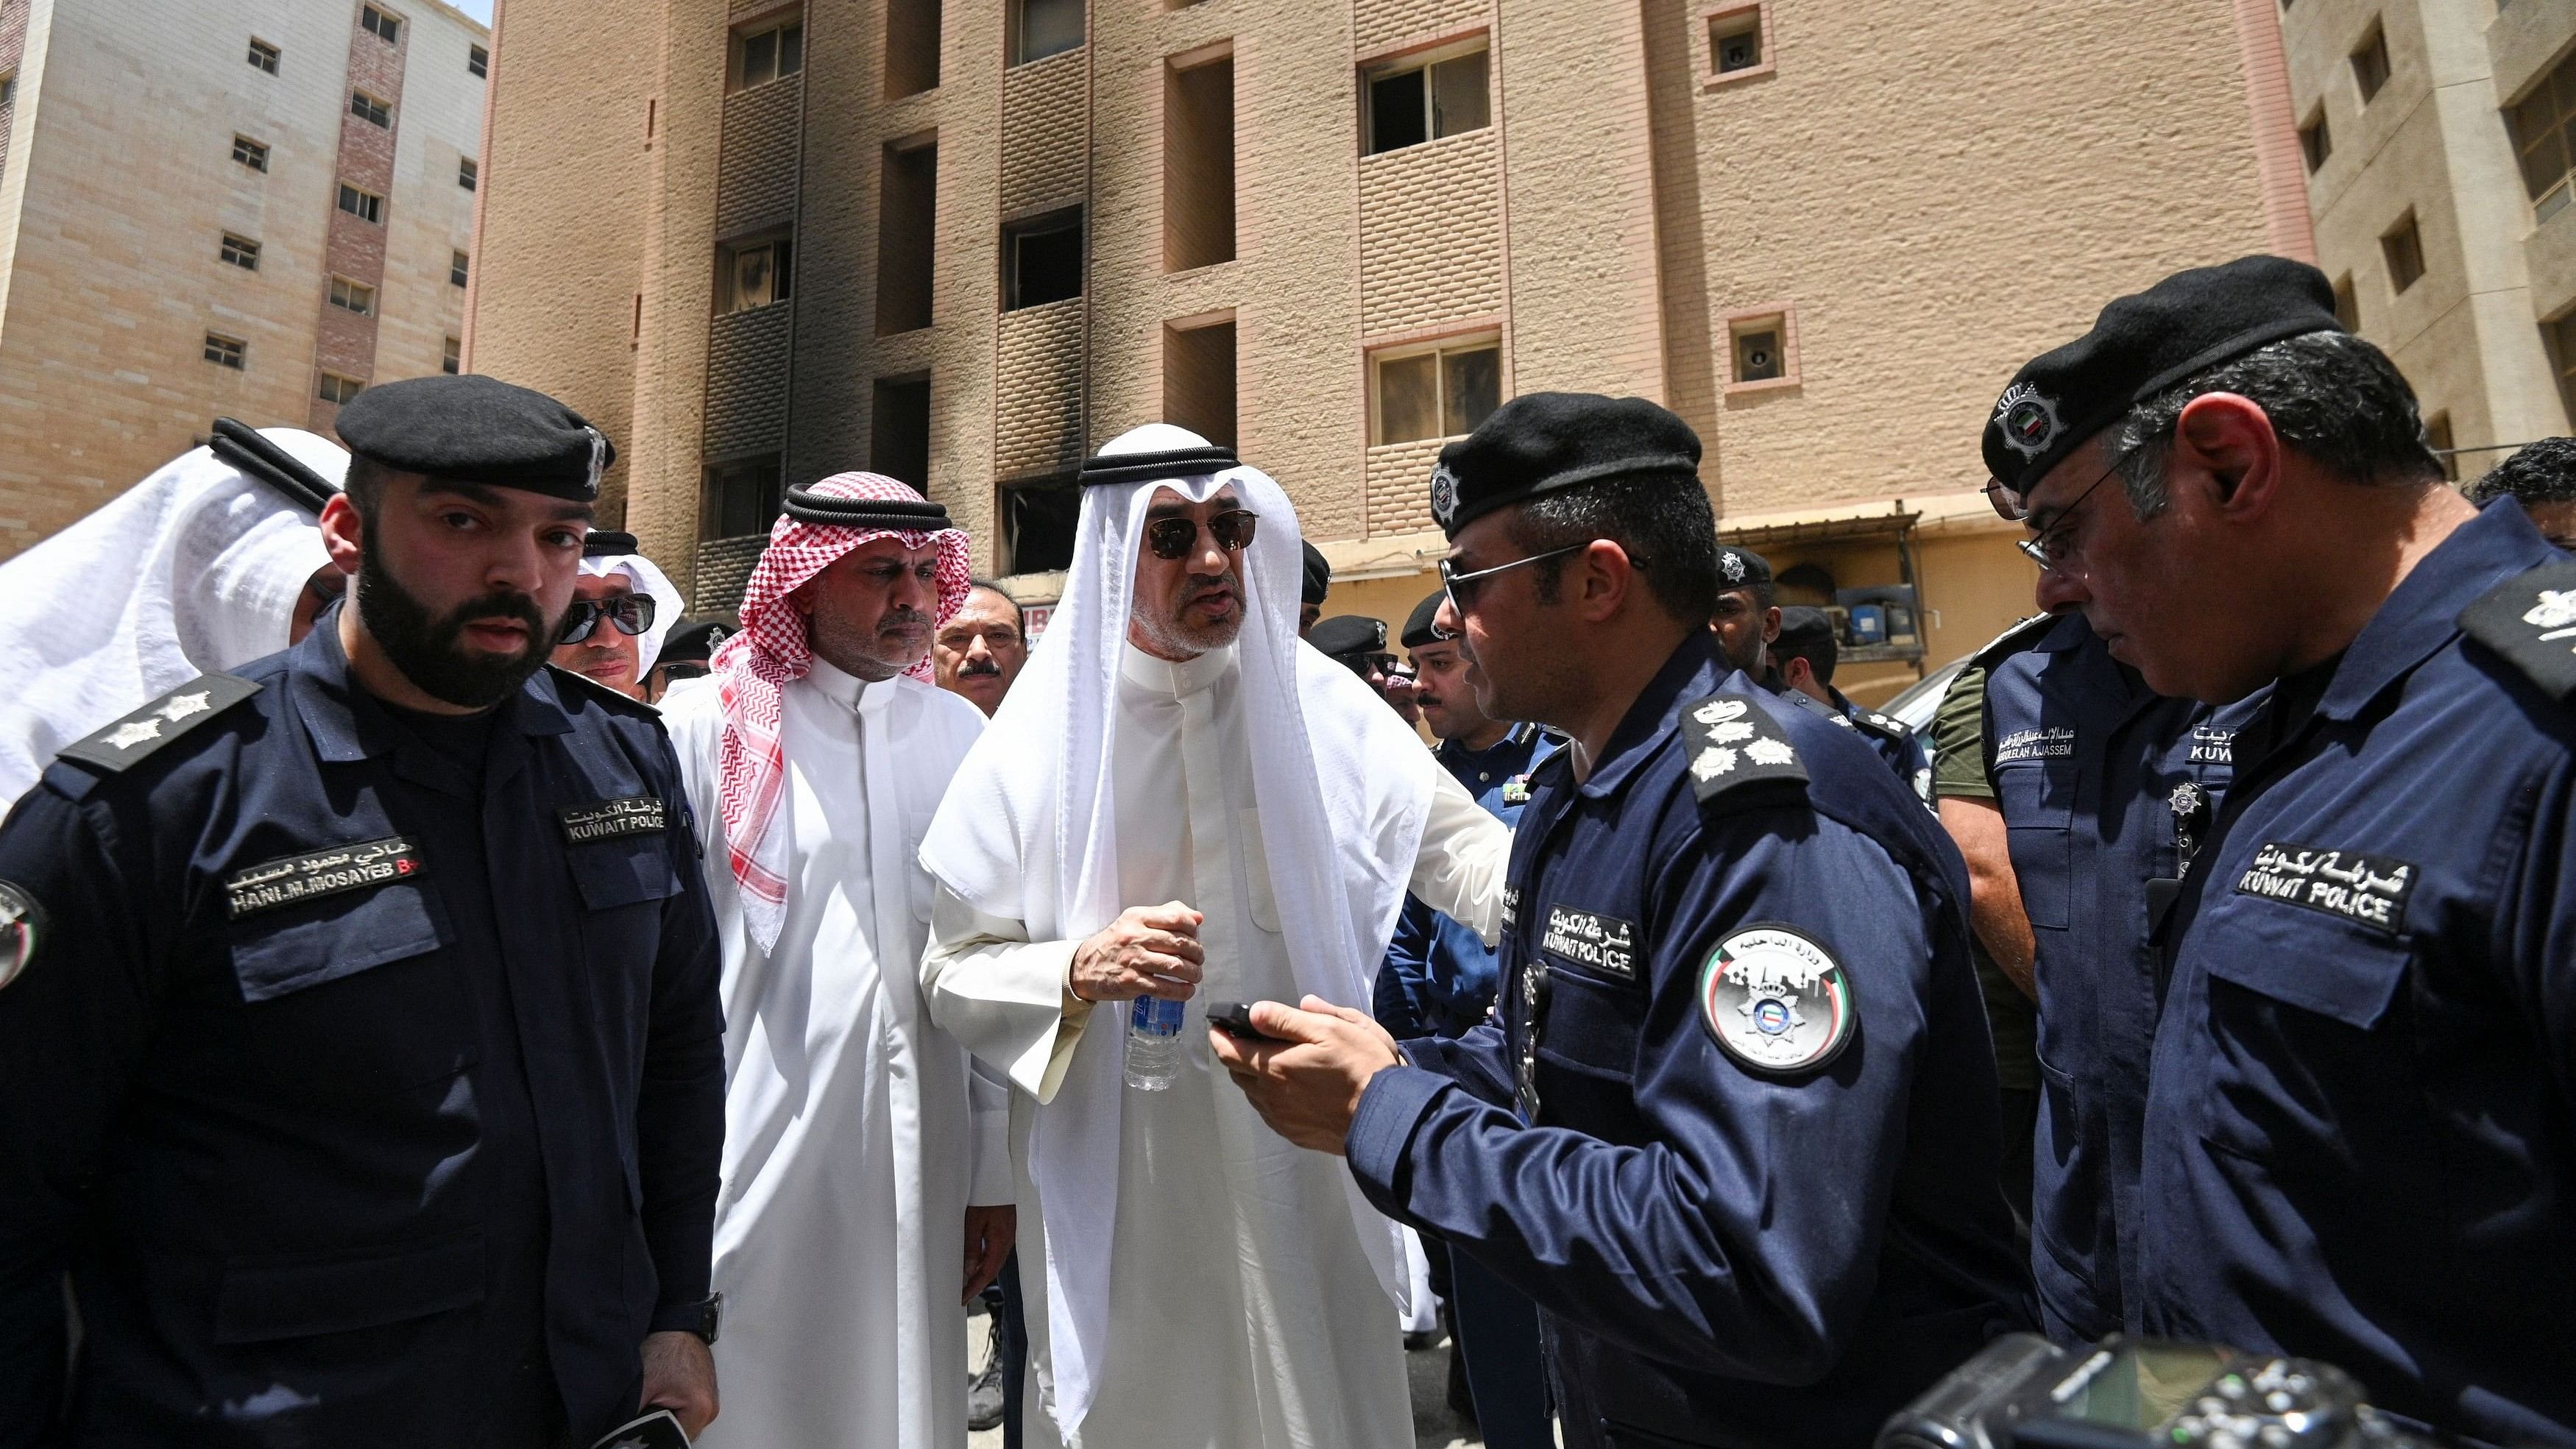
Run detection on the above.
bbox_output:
[1142,509,1259,561]
[558,594,658,645]
[656,661,710,683]
[1341,652,1401,678]
[1437,542,1590,612]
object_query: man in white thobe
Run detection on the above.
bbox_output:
[662,472,1015,1448]
[919,425,1508,1449]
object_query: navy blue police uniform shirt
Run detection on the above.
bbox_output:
[2139,499,2576,1448]
[1375,725,1558,1040]
[1978,613,2248,1345]
[1836,687,1932,799]
[1345,631,2032,1449]
[0,615,726,1448]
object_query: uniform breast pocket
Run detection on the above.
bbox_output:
[1537,966,1646,1139]
[2192,904,2438,1219]
[227,887,473,1097]
[1995,758,2077,929]
[1237,809,1282,934]
[567,840,684,1020]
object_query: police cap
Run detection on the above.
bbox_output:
[1716,544,1772,594]
[1774,606,1835,656]
[659,617,732,667]
[336,375,615,503]
[1302,541,1332,608]
[1309,614,1389,663]
[1401,589,1449,649]
[1428,392,1702,539]
[1984,255,2343,501]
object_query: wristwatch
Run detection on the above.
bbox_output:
[655,1292,723,1345]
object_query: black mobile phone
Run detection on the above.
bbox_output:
[1206,1001,1274,1041]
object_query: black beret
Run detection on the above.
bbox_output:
[659,617,732,667]
[1401,589,1449,649]
[581,530,639,559]
[1774,606,1835,654]
[1429,392,1702,538]
[1715,544,1772,592]
[1301,542,1331,606]
[336,375,615,503]
[1984,255,2343,500]
[1308,614,1388,662]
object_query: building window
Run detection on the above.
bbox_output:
[2382,210,2425,291]
[2351,21,2390,104]
[2299,108,2331,172]
[0,74,14,107]
[1164,52,1236,272]
[459,157,478,190]
[339,183,385,223]
[469,43,489,78]
[1164,316,1237,448]
[1011,0,1083,65]
[362,4,401,45]
[1005,210,1083,309]
[719,235,793,313]
[886,0,941,97]
[871,377,933,487]
[204,333,247,369]
[219,233,261,270]
[2333,272,2360,332]
[1706,4,1772,82]
[2424,412,2457,482]
[330,277,376,316]
[350,90,392,128]
[878,141,939,334]
[247,38,280,74]
[317,372,365,405]
[451,249,470,286]
[232,134,270,171]
[1001,477,1080,573]
[2509,54,2576,223]
[732,14,804,91]
[701,455,784,539]
[443,336,461,374]
[1366,45,1489,155]
[1726,308,1797,390]
[2552,312,2576,422]
[1373,336,1501,444]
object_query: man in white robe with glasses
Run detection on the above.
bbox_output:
[920,425,1510,1449]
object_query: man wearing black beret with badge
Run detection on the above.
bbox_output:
[1984,256,2576,1445]
[0,374,726,1446]
[1310,612,1420,723]
[1211,391,2029,1449]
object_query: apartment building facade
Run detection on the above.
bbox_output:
[0,0,489,560]
[472,0,2312,692]
[2281,0,2576,484]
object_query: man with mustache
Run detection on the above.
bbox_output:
[933,580,1030,718]
[658,474,1014,1448]
[551,531,686,704]
[0,375,728,1446]
[919,424,1509,1449]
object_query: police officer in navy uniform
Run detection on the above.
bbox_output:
[0,375,726,1447]
[1210,392,2030,1449]
[1966,608,2247,1345]
[1986,255,2576,1445]
[1769,605,1930,797]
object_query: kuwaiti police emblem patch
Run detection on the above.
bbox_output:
[1992,381,2063,461]
[1428,462,1462,528]
[1697,923,1855,1074]
[0,880,44,991]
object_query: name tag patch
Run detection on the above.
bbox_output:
[2234,841,2416,937]
[1995,726,2074,763]
[2187,724,2235,766]
[1501,886,1518,932]
[225,837,423,920]
[560,796,668,845]
[1540,905,1637,979]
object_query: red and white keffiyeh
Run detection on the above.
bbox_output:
[709,472,972,949]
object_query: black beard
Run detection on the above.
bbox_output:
[355,527,558,709]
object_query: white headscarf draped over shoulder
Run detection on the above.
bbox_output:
[0,428,343,815]
[919,425,1440,1436]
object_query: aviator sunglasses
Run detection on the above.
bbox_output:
[558,594,659,645]
[1142,509,1259,561]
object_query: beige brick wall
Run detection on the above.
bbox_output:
[717,73,802,238]
[704,300,792,458]
[1357,129,1502,336]
[1001,46,1089,218]
[0,0,484,559]
[992,295,1086,478]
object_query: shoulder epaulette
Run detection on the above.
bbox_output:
[1679,691,1808,807]
[1847,707,1908,742]
[1967,612,2059,673]
[56,673,261,773]
[546,664,664,716]
[2459,560,2576,706]
[1779,686,1857,730]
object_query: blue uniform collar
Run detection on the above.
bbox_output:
[2314,497,2558,725]
[1572,631,1730,800]
[289,611,578,768]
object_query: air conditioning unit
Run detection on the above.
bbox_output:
[1720,35,1758,70]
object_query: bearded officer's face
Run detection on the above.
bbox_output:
[1128,486,1248,659]
[336,472,588,709]
[797,537,944,682]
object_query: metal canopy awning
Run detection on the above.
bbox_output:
[1714,509,1922,552]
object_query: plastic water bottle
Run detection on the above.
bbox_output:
[1125,996,1187,1091]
